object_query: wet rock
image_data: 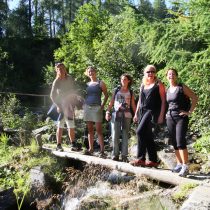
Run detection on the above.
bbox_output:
[0,188,17,210]
[107,170,135,184]
[79,196,110,210]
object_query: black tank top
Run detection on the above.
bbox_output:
[140,82,161,122]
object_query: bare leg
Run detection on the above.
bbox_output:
[95,122,104,152]
[56,127,63,144]
[68,128,75,143]
[175,150,182,164]
[179,148,188,164]
[87,122,94,152]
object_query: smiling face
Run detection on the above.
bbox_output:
[85,66,97,80]
[121,75,130,88]
[144,65,156,84]
[166,69,178,83]
[55,64,67,79]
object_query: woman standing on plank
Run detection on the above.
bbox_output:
[166,68,198,177]
[83,66,108,157]
[130,65,166,167]
[105,73,136,162]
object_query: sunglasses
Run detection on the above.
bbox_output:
[146,71,155,74]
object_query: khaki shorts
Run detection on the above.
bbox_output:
[83,105,103,123]
[57,117,75,129]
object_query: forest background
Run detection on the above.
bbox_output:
[0,0,209,139]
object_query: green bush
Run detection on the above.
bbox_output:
[193,134,210,154]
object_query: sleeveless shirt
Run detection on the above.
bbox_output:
[114,90,132,118]
[140,82,161,122]
[166,87,185,118]
[85,81,102,106]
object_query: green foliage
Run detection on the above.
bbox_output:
[193,134,210,154]
[172,183,198,203]
[140,0,210,133]
[13,172,30,210]
[0,133,9,152]
[0,94,37,131]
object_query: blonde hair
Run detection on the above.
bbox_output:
[55,63,67,79]
[142,65,157,85]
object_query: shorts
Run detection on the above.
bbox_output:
[57,117,75,129]
[83,105,103,122]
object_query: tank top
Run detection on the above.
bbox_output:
[85,80,102,106]
[139,82,161,122]
[166,87,184,118]
[114,90,132,118]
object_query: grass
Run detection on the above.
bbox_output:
[172,183,198,203]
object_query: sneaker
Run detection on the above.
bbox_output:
[178,165,189,177]
[56,144,64,152]
[145,161,159,168]
[172,164,182,173]
[112,156,119,161]
[129,159,145,166]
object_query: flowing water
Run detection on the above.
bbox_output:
[61,164,178,210]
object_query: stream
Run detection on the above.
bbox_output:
[54,162,178,210]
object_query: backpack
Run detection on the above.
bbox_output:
[113,86,135,117]
[177,83,191,111]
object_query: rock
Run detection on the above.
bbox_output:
[0,188,17,209]
[35,134,42,148]
[189,164,201,173]
[32,125,51,136]
[79,196,109,209]
[158,150,177,169]
[180,183,210,210]
[107,170,135,184]
[129,145,138,158]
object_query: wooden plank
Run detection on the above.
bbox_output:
[42,145,201,186]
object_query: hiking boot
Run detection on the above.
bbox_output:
[70,141,78,151]
[172,164,182,173]
[83,149,93,156]
[121,156,128,163]
[178,165,189,177]
[56,144,64,152]
[130,159,145,166]
[99,151,106,158]
[112,156,119,161]
[145,161,159,168]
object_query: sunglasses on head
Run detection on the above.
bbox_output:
[146,71,155,74]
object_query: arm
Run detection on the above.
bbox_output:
[158,81,166,124]
[100,80,109,109]
[50,79,61,113]
[105,91,115,121]
[182,84,198,116]
[131,93,137,114]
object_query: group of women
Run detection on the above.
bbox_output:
[50,63,198,177]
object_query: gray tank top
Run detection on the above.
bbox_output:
[166,87,181,117]
[85,81,102,106]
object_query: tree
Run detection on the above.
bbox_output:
[153,0,167,19]
[140,0,210,133]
